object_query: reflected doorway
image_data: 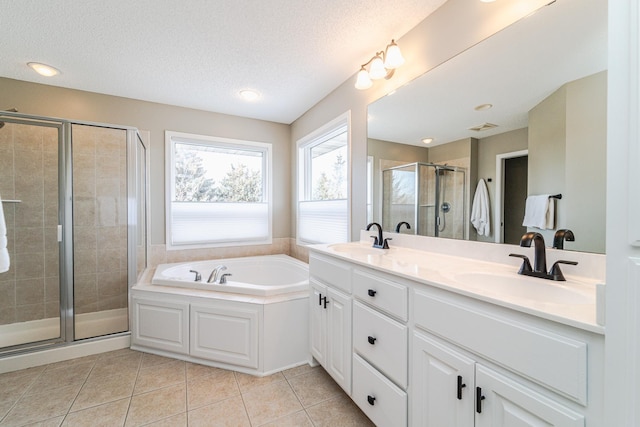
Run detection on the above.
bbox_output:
[503,155,528,244]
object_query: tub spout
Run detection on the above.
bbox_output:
[207,265,227,283]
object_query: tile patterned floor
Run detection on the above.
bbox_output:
[0,349,375,426]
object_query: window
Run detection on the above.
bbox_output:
[165,131,271,249]
[297,112,350,244]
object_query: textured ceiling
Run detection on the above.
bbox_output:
[0,0,446,124]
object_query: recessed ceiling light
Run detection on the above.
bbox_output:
[239,90,260,101]
[474,103,493,111]
[27,62,60,77]
[422,137,434,144]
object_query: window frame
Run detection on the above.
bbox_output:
[165,130,272,250]
[296,111,351,245]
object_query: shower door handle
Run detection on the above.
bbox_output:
[57,225,63,242]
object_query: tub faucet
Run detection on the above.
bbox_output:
[366,222,391,249]
[207,265,227,283]
[189,270,202,282]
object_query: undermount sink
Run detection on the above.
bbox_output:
[448,271,595,305]
[327,243,387,257]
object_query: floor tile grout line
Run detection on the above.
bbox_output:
[60,356,100,423]
[123,351,144,427]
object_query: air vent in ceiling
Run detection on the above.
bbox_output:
[468,123,498,132]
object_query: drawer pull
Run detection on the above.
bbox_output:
[457,375,466,400]
[476,387,485,413]
[368,289,377,297]
[367,395,376,406]
[367,336,377,345]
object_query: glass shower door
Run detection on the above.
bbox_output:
[72,124,129,340]
[0,119,63,350]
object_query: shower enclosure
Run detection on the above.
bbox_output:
[382,162,466,238]
[0,111,147,355]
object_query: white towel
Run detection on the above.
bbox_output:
[522,195,555,229]
[470,179,491,237]
[0,195,9,273]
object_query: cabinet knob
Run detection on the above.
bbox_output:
[367,336,377,345]
[367,395,376,406]
[476,387,486,413]
[368,289,377,297]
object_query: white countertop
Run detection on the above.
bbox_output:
[308,240,604,334]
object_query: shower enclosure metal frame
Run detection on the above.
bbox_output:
[0,110,148,356]
[382,161,466,238]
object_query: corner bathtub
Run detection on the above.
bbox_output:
[131,254,311,377]
[151,254,309,296]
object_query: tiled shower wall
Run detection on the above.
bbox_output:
[0,122,60,325]
[72,125,128,316]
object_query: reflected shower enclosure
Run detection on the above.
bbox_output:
[0,112,147,353]
[382,162,466,238]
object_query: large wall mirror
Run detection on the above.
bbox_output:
[366,0,607,254]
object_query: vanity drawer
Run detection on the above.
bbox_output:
[353,300,408,389]
[352,268,408,321]
[309,253,351,293]
[413,289,588,404]
[352,353,407,427]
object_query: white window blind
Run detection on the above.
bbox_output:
[298,200,348,244]
[170,202,269,245]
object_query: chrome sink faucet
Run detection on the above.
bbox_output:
[207,265,227,283]
[509,232,578,281]
[366,222,391,249]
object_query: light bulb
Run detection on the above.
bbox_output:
[369,55,387,80]
[384,40,405,69]
[355,67,373,90]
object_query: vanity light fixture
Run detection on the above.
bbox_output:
[422,137,434,144]
[239,89,260,101]
[355,40,405,90]
[27,62,60,77]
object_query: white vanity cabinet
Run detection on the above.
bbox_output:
[412,332,584,427]
[307,243,604,427]
[351,268,409,427]
[309,254,353,394]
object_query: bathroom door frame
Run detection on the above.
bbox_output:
[494,149,528,243]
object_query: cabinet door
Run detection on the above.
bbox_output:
[475,365,584,427]
[326,287,352,394]
[190,303,260,369]
[131,296,189,354]
[310,280,327,365]
[412,332,475,427]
